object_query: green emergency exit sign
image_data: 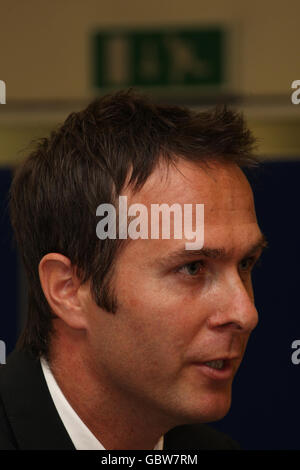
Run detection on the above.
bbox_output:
[92,28,224,89]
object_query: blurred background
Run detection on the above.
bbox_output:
[1,0,300,450]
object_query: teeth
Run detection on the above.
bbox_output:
[205,360,224,370]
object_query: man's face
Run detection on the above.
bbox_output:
[85,159,264,428]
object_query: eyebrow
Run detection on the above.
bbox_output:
[157,233,268,268]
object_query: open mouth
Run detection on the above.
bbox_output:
[192,358,235,381]
[204,359,225,370]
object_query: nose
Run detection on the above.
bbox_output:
[207,273,259,333]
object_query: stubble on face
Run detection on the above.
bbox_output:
[86,158,264,428]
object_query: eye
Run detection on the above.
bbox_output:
[239,257,257,272]
[177,260,205,277]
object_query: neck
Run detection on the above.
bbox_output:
[48,329,172,450]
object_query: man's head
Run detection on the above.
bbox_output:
[10,90,264,427]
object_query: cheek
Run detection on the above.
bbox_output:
[117,274,209,358]
[112,254,216,367]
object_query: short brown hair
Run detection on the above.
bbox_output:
[9,89,257,358]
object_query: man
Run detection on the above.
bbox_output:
[0,90,266,450]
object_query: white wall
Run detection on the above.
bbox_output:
[0,0,299,99]
[0,0,300,163]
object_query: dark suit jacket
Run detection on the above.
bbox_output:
[0,350,240,450]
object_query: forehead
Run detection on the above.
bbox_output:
[116,159,262,269]
[126,159,257,226]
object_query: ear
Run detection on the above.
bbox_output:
[38,253,88,330]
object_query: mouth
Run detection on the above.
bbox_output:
[191,357,239,381]
[204,359,225,370]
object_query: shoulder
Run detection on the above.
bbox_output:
[0,349,42,410]
[0,364,19,449]
[164,423,240,450]
[0,348,40,383]
[0,396,17,449]
[0,351,40,450]
[0,350,74,450]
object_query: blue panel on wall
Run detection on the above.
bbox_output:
[212,160,300,449]
[0,168,18,355]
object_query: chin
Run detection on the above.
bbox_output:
[203,401,232,423]
[175,390,232,426]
